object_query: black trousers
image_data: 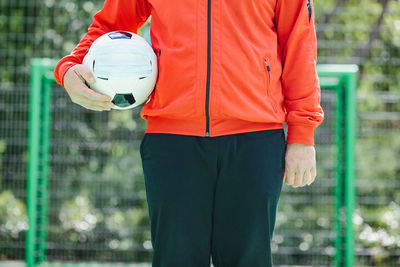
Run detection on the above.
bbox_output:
[140,129,287,267]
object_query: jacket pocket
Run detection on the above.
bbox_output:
[263,56,278,114]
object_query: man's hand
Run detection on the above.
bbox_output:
[63,64,114,111]
[283,143,317,187]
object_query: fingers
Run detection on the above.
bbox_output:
[73,69,111,102]
[283,143,317,188]
[74,65,95,84]
[284,168,295,186]
[79,99,112,111]
[294,168,307,187]
[75,83,112,102]
[70,83,114,110]
[64,64,114,111]
[302,169,311,186]
[308,166,317,185]
[285,168,311,188]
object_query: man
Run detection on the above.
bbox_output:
[55,0,324,266]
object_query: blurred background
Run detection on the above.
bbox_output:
[0,0,400,266]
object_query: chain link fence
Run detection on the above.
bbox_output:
[1,0,400,266]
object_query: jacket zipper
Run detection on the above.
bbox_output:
[205,0,211,137]
[264,58,278,113]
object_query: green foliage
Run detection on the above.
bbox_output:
[0,0,400,265]
[59,193,102,235]
[105,208,151,250]
[0,190,28,240]
[354,201,400,266]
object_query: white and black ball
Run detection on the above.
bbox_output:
[82,31,157,110]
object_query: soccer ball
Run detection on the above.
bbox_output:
[82,31,157,110]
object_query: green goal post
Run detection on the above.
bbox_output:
[26,58,358,267]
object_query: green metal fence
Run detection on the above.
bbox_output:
[25,59,358,267]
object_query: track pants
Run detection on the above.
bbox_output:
[140,129,287,267]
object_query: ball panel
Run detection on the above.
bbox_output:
[112,93,136,108]
[108,31,132,39]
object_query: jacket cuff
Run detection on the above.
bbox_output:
[54,61,79,91]
[286,124,316,146]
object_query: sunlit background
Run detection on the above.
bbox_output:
[1,0,400,266]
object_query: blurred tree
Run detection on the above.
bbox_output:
[0,0,399,265]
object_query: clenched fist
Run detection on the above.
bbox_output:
[284,143,317,187]
[63,64,115,111]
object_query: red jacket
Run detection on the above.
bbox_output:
[55,0,324,146]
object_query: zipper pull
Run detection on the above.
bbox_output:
[264,58,271,72]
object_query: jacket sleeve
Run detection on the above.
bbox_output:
[275,0,324,146]
[54,0,151,89]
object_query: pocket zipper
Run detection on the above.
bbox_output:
[263,57,278,114]
[264,58,271,82]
